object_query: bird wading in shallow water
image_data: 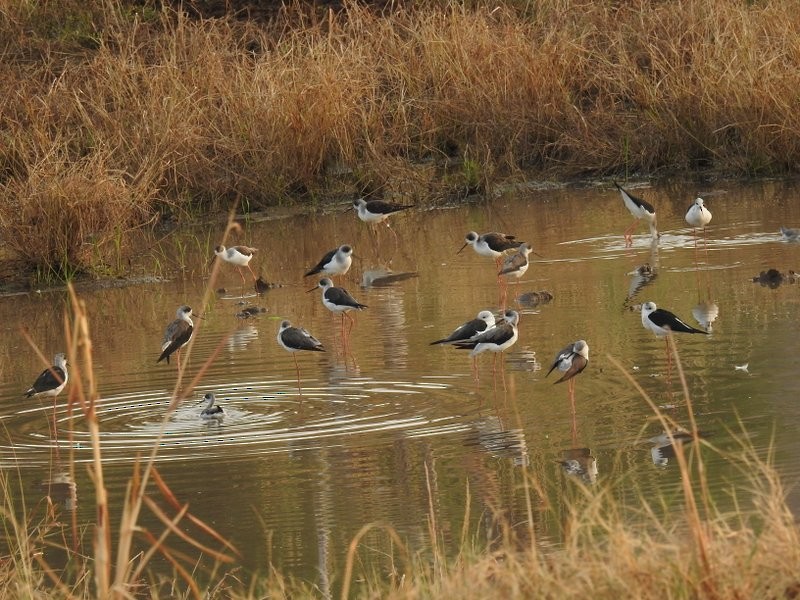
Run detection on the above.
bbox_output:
[304,245,354,280]
[353,198,413,249]
[25,352,69,438]
[307,277,368,339]
[641,301,707,369]
[430,310,496,346]
[157,305,197,369]
[25,353,68,400]
[498,242,533,307]
[277,319,325,393]
[547,340,590,438]
[214,245,258,284]
[353,198,413,226]
[614,181,658,246]
[458,231,524,269]
[454,309,520,380]
[685,197,713,263]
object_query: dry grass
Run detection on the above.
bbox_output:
[2,0,800,275]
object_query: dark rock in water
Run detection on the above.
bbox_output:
[516,290,554,306]
[752,268,793,288]
[236,306,267,319]
[255,276,282,294]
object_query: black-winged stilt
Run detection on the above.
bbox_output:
[277,319,325,390]
[547,340,589,437]
[25,353,68,399]
[214,245,258,283]
[641,301,707,368]
[25,352,69,441]
[307,278,367,338]
[614,181,657,246]
[454,309,519,378]
[157,305,196,366]
[304,245,354,279]
[430,310,496,346]
[458,231,524,267]
[353,198,413,225]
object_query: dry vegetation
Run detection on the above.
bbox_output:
[1,0,799,277]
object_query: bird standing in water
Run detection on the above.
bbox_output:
[547,340,590,439]
[24,352,69,439]
[214,245,258,284]
[157,305,197,370]
[614,181,657,246]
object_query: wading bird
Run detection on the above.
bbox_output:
[454,310,520,379]
[277,319,325,390]
[685,197,712,259]
[458,231,524,268]
[614,181,657,246]
[157,305,197,367]
[304,245,354,279]
[24,352,69,437]
[546,340,590,430]
[430,310,496,346]
[641,301,707,367]
[307,278,368,338]
[214,245,258,284]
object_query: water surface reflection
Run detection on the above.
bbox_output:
[2,180,800,584]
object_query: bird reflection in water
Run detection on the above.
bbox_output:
[558,447,597,485]
[649,429,706,467]
[227,323,259,353]
[465,416,529,467]
[360,266,418,289]
[40,469,77,513]
[515,290,553,308]
[625,263,657,307]
[692,301,719,333]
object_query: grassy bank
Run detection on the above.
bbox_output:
[1,0,799,278]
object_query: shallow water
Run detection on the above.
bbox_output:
[1,179,799,588]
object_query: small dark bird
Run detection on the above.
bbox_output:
[199,393,224,421]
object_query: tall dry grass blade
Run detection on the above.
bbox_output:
[137,528,202,600]
[340,523,410,600]
[424,460,443,579]
[142,496,235,564]
[58,283,112,598]
[607,350,716,598]
[151,466,240,557]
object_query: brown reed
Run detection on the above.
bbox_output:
[2,0,800,277]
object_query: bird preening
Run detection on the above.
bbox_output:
[614,181,657,246]
[158,305,198,366]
